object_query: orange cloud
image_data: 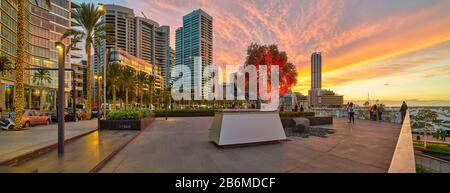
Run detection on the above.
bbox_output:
[121,0,450,100]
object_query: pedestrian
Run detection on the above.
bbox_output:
[399,101,408,124]
[377,104,384,121]
[371,104,378,121]
[347,102,355,124]
[300,105,304,112]
[294,104,298,112]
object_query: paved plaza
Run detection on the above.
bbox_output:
[100,117,402,173]
[0,120,97,163]
[15,130,138,173]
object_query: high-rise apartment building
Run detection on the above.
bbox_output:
[174,9,213,99]
[96,4,169,89]
[311,52,322,89]
[308,52,343,107]
[0,0,74,110]
[167,47,175,87]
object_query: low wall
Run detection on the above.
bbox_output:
[388,111,416,173]
[281,116,332,128]
[100,116,154,131]
[306,116,333,125]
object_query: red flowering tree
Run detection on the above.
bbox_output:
[244,43,297,96]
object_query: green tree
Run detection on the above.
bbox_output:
[69,3,105,118]
[106,62,122,109]
[136,72,148,107]
[121,67,136,108]
[32,69,52,111]
[147,75,156,108]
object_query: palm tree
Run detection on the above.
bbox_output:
[121,67,136,108]
[32,69,52,111]
[13,0,51,130]
[106,62,122,109]
[147,75,156,108]
[136,72,148,107]
[70,3,105,119]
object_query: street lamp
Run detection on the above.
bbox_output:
[56,42,65,154]
[98,3,105,15]
[94,74,102,129]
[98,3,108,120]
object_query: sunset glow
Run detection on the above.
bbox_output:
[89,0,450,104]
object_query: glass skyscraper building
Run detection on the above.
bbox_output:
[174,9,213,99]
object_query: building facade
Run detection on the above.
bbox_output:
[96,4,169,88]
[308,52,343,107]
[0,0,74,111]
[71,60,87,105]
[174,9,213,99]
[311,52,322,90]
[109,49,162,89]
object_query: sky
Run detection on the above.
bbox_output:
[83,0,450,105]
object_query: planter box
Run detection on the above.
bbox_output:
[100,116,154,131]
[306,116,333,126]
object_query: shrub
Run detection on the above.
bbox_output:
[107,108,153,120]
[279,112,315,117]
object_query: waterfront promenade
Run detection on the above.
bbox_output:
[101,117,402,173]
[0,120,97,164]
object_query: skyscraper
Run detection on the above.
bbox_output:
[311,52,322,89]
[175,9,213,99]
[96,4,170,88]
[308,52,344,107]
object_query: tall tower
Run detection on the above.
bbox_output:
[97,4,170,88]
[175,9,213,99]
[311,52,322,89]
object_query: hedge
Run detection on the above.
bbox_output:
[107,108,153,120]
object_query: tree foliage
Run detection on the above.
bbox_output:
[244,43,297,95]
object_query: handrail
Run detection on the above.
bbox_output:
[388,111,416,173]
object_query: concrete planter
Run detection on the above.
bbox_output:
[281,116,333,127]
[306,116,333,125]
[100,116,155,131]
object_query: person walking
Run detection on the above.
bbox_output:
[400,101,408,124]
[300,105,304,112]
[377,104,384,121]
[294,104,298,112]
[347,102,355,124]
[371,104,378,121]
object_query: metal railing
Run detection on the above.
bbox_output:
[307,107,402,123]
[415,153,450,173]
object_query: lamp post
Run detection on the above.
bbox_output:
[56,42,65,154]
[98,3,107,119]
[94,74,102,129]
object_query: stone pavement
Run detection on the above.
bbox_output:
[100,117,401,173]
[13,130,138,173]
[0,119,97,163]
